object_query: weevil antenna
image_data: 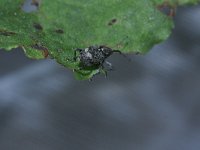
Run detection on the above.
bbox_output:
[112,50,132,62]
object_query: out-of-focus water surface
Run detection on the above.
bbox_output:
[1,3,200,150]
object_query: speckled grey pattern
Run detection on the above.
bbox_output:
[0,4,200,150]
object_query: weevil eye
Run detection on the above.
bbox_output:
[102,48,112,56]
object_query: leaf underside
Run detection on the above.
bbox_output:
[0,0,199,80]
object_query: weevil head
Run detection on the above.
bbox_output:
[99,46,113,57]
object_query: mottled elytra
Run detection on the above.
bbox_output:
[108,18,117,26]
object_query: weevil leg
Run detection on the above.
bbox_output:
[99,65,108,78]
[89,69,101,81]
[73,48,83,61]
[104,61,114,71]
[103,69,108,78]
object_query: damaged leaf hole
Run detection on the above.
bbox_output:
[31,43,49,58]
[55,29,64,34]
[31,0,40,7]
[22,0,40,13]
[108,18,117,26]
[33,23,43,30]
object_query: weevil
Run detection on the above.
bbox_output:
[74,45,129,77]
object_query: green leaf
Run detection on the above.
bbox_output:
[0,0,199,80]
[153,0,200,5]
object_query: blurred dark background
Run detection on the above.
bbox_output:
[1,2,200,150]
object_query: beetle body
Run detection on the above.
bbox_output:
[74,45,114,68]
[74,45,129,79]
